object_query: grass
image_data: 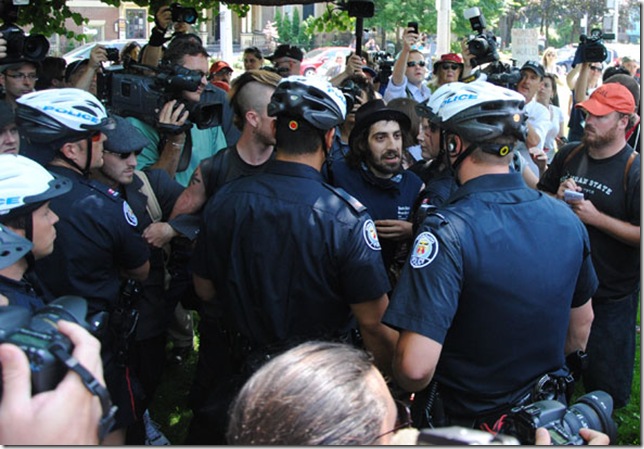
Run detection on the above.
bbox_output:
[150,315,641,445]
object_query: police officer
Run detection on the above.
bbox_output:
[383,81,597,429]
[190,76,398,444]
[14,88,150,444]
[0,155,72,310]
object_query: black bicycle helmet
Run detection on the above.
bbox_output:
[0,224,32,269]
[267,75,347,130]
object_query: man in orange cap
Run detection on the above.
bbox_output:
[209,60,233,92]
[538,83,640,410]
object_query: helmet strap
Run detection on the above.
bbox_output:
[24,213,35,270]
[450,141,477,172]
[57,138,93,177]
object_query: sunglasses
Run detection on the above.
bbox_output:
[91,132,103,143]
[407,60,426,68]
[103,149,142,159]
[371,399,413,442]
[441,63,461,71]
[589,66,602,72]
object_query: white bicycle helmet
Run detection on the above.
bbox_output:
[434,80,527,144]
[267,76,347,130]
[15,88,113,144]
[416,82,467,124]
[0,154,71,220]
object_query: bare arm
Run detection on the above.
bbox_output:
[151,100,189,178]
[330,53,363,87]
[393,330,442,392]
[573,63,591,103]
[572,200,640,247]
[390,27,417,86]
[169,165,208,219]
[141,6,172,67]
[565,300,594,355]
[351,294,399,376]
[72,45,106,92]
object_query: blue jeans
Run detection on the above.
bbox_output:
[582,290,640,409]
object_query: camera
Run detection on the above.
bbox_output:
[371,51,394,85]
[579,29,615,63]
[0,296,103,394]
[0,23,49,64]
[98,60,222,130]
[483,60,521,89]
[500,390,617,445]
[170,2,197,24]
[105,47,119,62]
[464,7,499,68]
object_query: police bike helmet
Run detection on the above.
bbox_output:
[0,154,71,264]
[415,81,467,124]
[0,224,32,269]
[15,88,114,175]
[432,81,528,169]
[267,75,347,131]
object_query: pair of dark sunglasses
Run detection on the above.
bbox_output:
[103,149,142,159]
[441,63,461,71]
[407,60,426,68]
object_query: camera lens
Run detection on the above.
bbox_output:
[468,37,489,56]
[564,391,617,443]
[22,35,49,61]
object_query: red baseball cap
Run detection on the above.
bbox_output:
[576,83,635,116]
[209,60,233,75]
[433,53,463,72]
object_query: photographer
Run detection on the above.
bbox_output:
[566,61,603,142]
[140,3,194,67]
[126,39,228,186]
[383,24,430,103]
[67,44,109,94]
[0,320,106,445]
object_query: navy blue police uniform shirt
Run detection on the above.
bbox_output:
[35,166,150,315]
[0,276,46,312]
[384,172,598,417]
[330,158,422,271]
[192,159,391,349]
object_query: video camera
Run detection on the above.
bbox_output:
[97,59,222,130]
[0,296,106,394]
[483,60,521,90]
[0,0,49,65]
[579,29,615,63]
[464,7,499,67]
[500,390,617,445]
[371,50,393,85]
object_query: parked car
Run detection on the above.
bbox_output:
[300,46,353,77]
[62,39,148,65]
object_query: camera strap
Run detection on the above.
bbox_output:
[49,342,117,442]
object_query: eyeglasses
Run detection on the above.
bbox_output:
[441,63,461,71]
[5,72,38,81]
[103,149,141,159]
[589,66,603,72]
[372,399,413,442]
[407,60,426,68]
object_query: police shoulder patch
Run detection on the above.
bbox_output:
[363,219,381,250]
[409,231,439,268]
[122,201,138,227]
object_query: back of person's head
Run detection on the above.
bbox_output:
[602,65,631,83]
[227,341,390,445]
[387,97,420,146]
[268,76,346,155]
[120,41,142,63]
[229,69,281,130]
[162,38,208,67]
[35,56,66,91]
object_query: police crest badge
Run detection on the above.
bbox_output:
[123,201,138,227]
[410,231,439,268]
[363,219,381,250]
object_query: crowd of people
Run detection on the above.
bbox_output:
[0,10,639,446]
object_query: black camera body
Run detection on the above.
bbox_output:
[105,47,120,62]
[98,61,222,130]
[580,29,615,63]
[0,23,49,64]
[371,51,393,84]
[464,7,499,67]
[500,390,617,445]
[0,296,96,394]
[483,60,521,89]
[170,2,197,24]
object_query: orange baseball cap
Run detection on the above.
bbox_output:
[576,83,635,116]
[209,60,233,74]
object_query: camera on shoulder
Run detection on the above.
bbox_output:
[579,29,614,63]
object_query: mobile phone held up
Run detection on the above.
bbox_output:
[407,21,419,34]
